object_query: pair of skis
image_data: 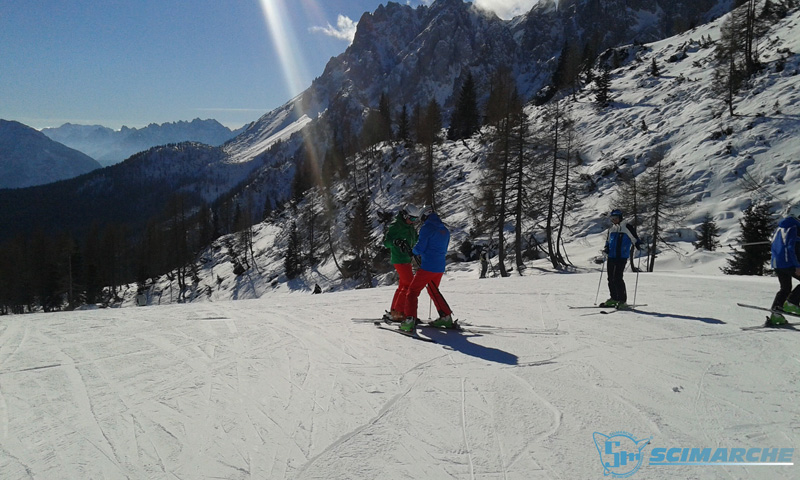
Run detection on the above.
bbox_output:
[368,318,468,343]
[353,316,519,343]
[737,303,800,330]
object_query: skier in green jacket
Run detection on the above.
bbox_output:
[382,203,421,321]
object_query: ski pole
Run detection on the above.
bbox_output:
[595,254,606,305]
[633,253,642,306]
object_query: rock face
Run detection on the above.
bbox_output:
[296,0,725,114]
[0,120,102,189]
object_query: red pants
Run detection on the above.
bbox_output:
[390,263,414,314]
[405,269,452,320]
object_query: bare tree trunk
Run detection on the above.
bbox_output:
[496,115,511,278]
[545,101,561,269]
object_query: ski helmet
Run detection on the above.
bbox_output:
[787,204,800,219]
[403,203,422,221]
[610,209,623,219]
[420,204,434,221]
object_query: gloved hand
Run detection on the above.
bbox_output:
[635,241,643,251]
[393,238,412,254]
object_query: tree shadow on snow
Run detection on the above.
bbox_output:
[632,309,726,325]
[423,330,518,365]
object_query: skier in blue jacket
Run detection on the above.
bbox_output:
[400,206,455,332]
[767,204,800,325]
[600,209,643,309]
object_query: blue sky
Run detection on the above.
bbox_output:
[1,0,537,131]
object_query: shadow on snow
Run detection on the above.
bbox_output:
[422,329,519,366]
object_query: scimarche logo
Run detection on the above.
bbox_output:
[593,430,795,477]
[649,447,794,466]
[593,431,650,478]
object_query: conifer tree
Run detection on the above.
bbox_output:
[537,99,578,269]
[347,194,375,287]
[713,0,765,115]
[639,148,686,271]
[448,72,480,141]
[594,66,611,108]
[417,99,442,208]
[378,92,392,142]
[722,203,774,275]
[483,68,519,276]
[397,105,410,143]
[285,221,302,279]
[650,58,660,77]
[694,213,721,251]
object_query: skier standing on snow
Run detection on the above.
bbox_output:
[767,204,800,326]
[600,209,643,310]
[400,206,455,333]
[479,246,489,279]
[382,203,421,322]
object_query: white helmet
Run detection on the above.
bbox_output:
[787,203,800,218]
[403,203,422,220]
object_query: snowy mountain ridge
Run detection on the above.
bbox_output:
[234,0,732,169]
[124,5,800,306]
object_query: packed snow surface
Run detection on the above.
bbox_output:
[1,266,798,479]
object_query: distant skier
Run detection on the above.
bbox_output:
[767,204,800,326]
[479,246,489,279]
[382,203,421,322]
[600,209,643,310]
[400,206,455,332]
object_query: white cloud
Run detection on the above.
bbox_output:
[472,0,539,20]
[310,14,357,43]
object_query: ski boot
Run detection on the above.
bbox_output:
[782,302,800,315]
[599,299,618,308]
[399,317,417,333]
[428,314,455,329]
[615,302,630,310]
[766,311,788,327]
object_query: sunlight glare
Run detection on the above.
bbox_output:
[258,0,311,97]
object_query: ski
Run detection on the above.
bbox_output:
[569,304,647,310]
[737,303,800,319]
[374,323,437,343]
[741,320,800,331]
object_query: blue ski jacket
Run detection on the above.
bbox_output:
[771,216,800,269]
[605,220,640,260]
[413,212,450,273]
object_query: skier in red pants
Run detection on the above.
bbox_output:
[400,207,454,332]
[382,204,421,321]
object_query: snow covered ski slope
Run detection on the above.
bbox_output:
[1,270,798,479]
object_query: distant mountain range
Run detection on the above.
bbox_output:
[42,118,247,167]
[0,120,102,189]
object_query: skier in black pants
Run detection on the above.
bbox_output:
[767,204,800,325]
[600,209,643,309]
